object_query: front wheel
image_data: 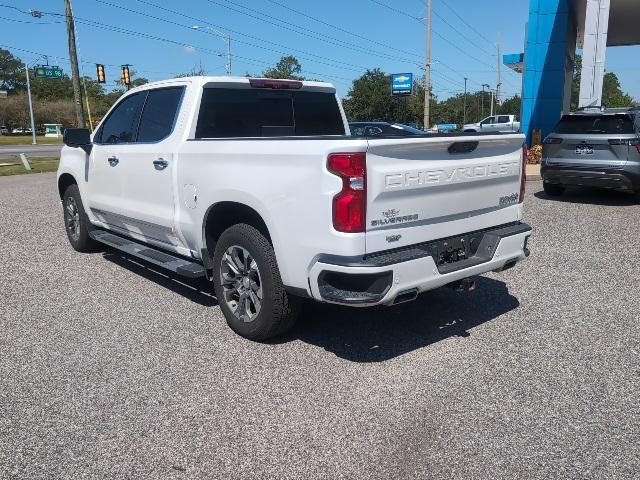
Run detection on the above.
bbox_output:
[543,182,565,196]
[62,184,99,252]
[212,223,300,341]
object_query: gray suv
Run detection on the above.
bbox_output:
[541,107,640,201]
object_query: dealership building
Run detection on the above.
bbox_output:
[512,0,639,143]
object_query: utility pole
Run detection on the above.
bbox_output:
[463,77,468,125]
[192,25,232,76]
[481,83,489,118]
[496,32,502,109]
[226,35,232,76]
[25,66,37,145]
[490,90,495,116]
[423,0,432,130]
[63,0,86,128]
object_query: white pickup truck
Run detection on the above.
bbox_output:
[463,115,521,133]
[58,76,531,340]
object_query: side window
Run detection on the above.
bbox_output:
[137,87,184,142]
[98,93,146,144]
[497,115,510,123]
[365,126,383,136]
[481,116,495,125]
[350,126,365,136]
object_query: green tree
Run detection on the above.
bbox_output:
[263,56,304,80]
[571,54,635,109]
[0,48,26,93]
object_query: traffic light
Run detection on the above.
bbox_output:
[121,65,131,87]
[96,64,106,84]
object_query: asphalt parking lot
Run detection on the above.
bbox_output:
[1,172,638,479]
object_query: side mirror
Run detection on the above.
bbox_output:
[63,128,92,154]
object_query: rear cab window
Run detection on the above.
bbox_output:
[195,87,345,138]
[554,114,635,135]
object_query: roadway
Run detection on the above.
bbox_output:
[1,173,638,479]
[0,143,63,160]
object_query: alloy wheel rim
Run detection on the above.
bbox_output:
[219,245,262,322]
[65,197,80,242]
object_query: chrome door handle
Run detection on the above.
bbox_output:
[107,156,119,166]
[153,159,169,170]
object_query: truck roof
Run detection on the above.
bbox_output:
[128,76,336,93]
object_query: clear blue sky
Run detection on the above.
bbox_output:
[1,0,638,101]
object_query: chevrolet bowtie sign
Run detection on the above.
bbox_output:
[391,72,413,96]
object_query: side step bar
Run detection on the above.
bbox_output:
[89,230,206,279]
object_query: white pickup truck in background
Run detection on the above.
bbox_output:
[58,76,531,340]
[463,114,521,133]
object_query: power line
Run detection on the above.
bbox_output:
[91,0,376,74]
[435,0,496,47]
[264,0,424,61]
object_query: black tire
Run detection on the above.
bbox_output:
[543,182,565,196]
[62,183,99,252]
[212,223,301,341]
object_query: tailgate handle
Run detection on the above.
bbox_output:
[448,141,479,154]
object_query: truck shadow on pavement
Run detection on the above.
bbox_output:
[101,251,518,362]
[278,276,520,362]
[102,252,217,307]
[534,186,637,206]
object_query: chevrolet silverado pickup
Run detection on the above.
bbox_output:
[463,115,521,133]
[58,76,531,340]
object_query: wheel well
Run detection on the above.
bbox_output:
[203,202,271,253]
[58,173,77,199]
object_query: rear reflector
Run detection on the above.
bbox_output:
[249,78,303,89]
[519,144,526,203]
[327,153,366,233]
[543,137,562,144]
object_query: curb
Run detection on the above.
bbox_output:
[526,165,541,182]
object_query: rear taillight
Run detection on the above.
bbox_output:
[248,78,303,89]
[519,144,526,203]
[543,137,562,144]
[327,152,366,233]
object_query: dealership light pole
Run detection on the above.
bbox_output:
[423,0,432,130]
[63,0,86,128]
[192,25,232,76]
[463,77,468,125]
[481,83,490,118]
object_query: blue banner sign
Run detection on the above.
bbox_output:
[436,123,458,132]
[391,73,413,96]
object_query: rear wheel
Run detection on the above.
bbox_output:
[62,184,99,252]
[212,223,300,341]
[543,182,565,196]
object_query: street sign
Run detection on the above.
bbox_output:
[34,65,63,79]
[391,73,413,96]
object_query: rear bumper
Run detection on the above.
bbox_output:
[541,164,640,192]
[308,222,532,306]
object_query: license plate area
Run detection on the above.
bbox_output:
[424,233,483,268]
[575,145,594,155]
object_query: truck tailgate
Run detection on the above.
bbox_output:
[365,134,525,254]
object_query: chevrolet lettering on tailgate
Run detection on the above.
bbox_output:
[385,162,520,189]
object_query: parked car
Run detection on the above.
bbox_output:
[0,126,8,135]
[58,76,531,340]
[541,107,640,200]
[349,121,428,137]
[12,127,25,134]
[463,115,520,133]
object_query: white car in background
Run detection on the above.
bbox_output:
[463,115,520,133]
